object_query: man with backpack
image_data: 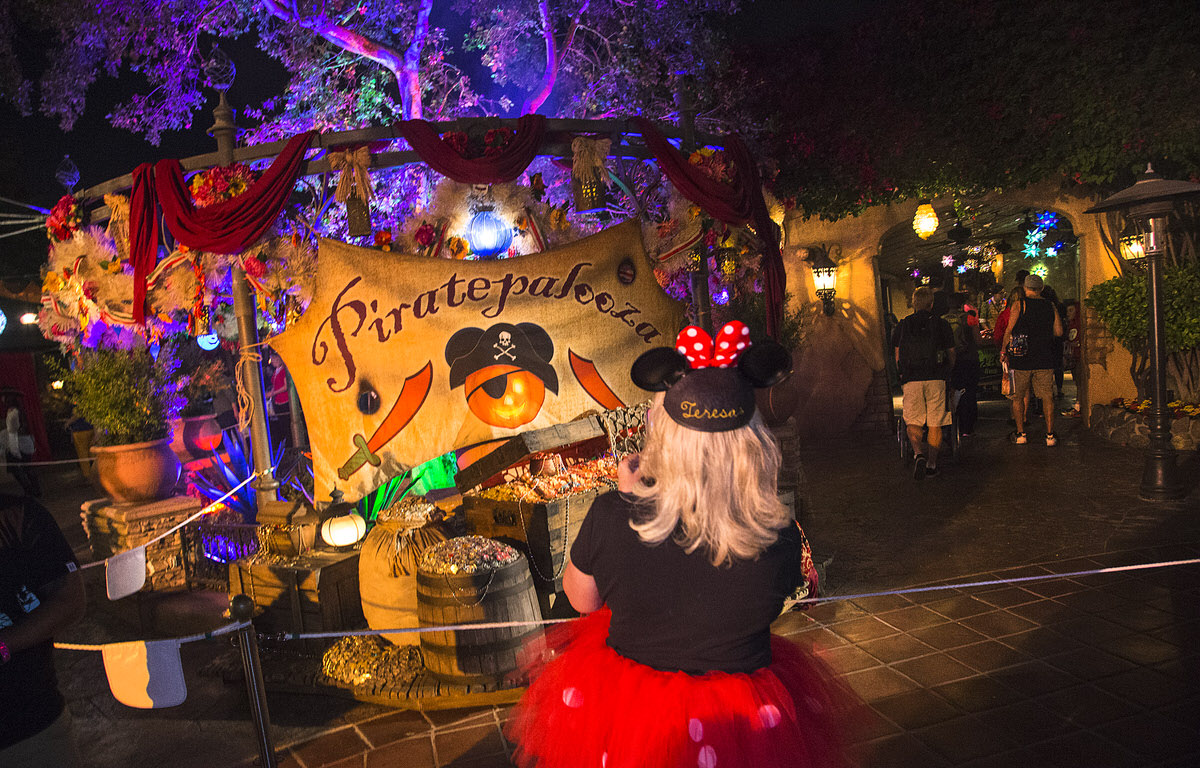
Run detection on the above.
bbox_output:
[892,286,956,480]
[1001,274,1064,446]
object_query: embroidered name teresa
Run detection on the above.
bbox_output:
[679,401,744,420]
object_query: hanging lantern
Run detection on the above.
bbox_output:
[572,170,608,215]
[55,155,80,192]
[466,205,513,259]
[320,489,367,549]
[912,200,939,239]
[947,219,972,245]
[345,194,372,238]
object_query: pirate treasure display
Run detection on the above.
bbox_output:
[270,220,683,501]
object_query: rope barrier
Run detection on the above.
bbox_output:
[55,621,248,652]
[50,554,1200,652]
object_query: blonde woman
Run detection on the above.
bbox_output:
[506,322,855,768]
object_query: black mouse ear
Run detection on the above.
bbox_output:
[738,339,792,388]
[631,347,690,391]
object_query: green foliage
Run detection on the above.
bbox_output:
[742,0,1200,220]
[61,344,185,446]
[722,289,809,353]
[1086,265,1200,353]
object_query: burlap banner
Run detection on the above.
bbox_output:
[270,221,683,501]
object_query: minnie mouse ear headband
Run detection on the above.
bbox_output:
[631,321,792,432]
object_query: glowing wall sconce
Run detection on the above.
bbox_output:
[806,245,839,316]
[912,200,939,239]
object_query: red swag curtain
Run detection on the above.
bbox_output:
[397,114,546,184]
[129,164,160,326]
[128,131,316,324]
[633,118,785,340]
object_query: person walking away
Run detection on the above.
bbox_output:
[1041,286,1068,398]
[506,324,857,768]
[945,293,982,437]
[892,286,955,479]
[1001,274,1064,445]
[4,399,40,498]
[0,494,86,768]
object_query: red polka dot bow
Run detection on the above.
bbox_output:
[675,321,751,369]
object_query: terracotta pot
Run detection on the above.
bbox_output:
[169,414,223,463]
[91,438,182,503]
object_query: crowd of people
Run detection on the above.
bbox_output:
[891,270,1080,480]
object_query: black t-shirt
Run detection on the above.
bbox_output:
[0,495,79,749]
[1008,297,1059,371]
[890,311,955,383]
[570,490,803,674]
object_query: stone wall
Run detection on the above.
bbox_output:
[1089,405,1200,451]
[849,367,895,437]
[81,495,203,592]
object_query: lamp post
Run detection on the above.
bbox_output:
[806,245,838,316]
[204,48,280,508]
[1086,165,1200,501]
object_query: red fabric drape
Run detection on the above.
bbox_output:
[129,163,159,325]
[155,130,316,254]
[633,118,785,340]
[397,114,546,184]
[0,352,50,461]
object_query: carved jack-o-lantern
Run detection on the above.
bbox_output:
[464,364,547,428]
[447,322,559,429]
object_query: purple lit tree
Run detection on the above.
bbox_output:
[2,0,742,144]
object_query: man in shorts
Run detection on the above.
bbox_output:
[1000,274,1064,446]
[892,286,956,479]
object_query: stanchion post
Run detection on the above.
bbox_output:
[230,594,277,768]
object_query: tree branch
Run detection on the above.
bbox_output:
[401,0,433,120]
[261,0,416,115]
[522,0,589,115]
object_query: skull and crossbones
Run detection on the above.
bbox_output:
[493,331,516,360]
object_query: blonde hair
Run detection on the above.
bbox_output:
[912,286,935,311]
[627,397,793,566]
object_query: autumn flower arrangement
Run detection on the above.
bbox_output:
[442,126,516,158]
[1111,397,1200,419]
[189,163,260,208]
[688,147,733,185]
[47,194,83,241]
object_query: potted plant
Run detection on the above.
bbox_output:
[64,341,186,502]
[170,338,233,461]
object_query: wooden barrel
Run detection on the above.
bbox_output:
[416,550,543,687]
[359,521,446,646]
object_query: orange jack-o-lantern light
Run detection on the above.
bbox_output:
[447,323,559,429]
[464,364,547,428]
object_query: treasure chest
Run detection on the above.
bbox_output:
[456,403,649,616]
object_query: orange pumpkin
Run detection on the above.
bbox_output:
[464,364,546,428]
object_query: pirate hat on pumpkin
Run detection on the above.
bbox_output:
[446,322,559,395]
[631,321,792,432]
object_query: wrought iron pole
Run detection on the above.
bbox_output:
[210,90,279,503]
[1139,215,1183,500]
[676,76,712,334]
[230,595,277,768]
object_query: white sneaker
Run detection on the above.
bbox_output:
[1046,432,1058,447]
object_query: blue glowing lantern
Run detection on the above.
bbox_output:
[197,333,220,351]
[466,206,513,259]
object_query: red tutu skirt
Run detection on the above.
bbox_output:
[505,609,858,768]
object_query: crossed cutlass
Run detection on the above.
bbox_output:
[338,362,434,480]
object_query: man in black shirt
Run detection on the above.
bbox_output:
[0,495,86,768]
[892,286,956,479]
[1001,274,1064,446]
